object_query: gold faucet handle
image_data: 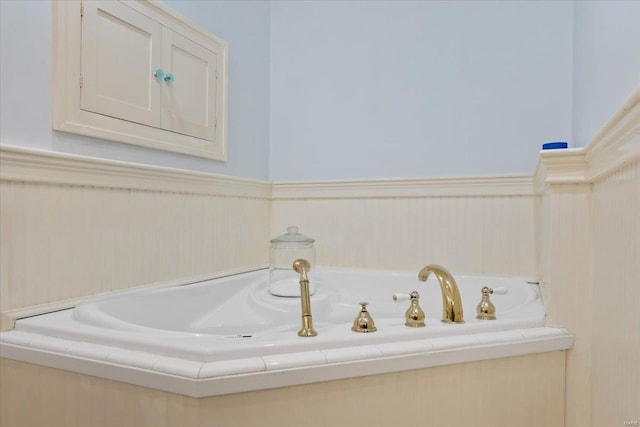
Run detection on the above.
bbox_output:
[351,302,377,333]
[392,293,412,302]
[476,286,508,320]
[393,291,426,327]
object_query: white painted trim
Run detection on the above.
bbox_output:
[1,146,537,200]
[0,145,270,199]
[585,88,640,157]
[536,87,640,187]
[585,88,640,182]
[272,175,534,199]
[538,148,589,185]
[129,1,229,49]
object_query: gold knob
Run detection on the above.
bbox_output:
[351,302,377,333]
[393,291,426,327]
[405,291,426,327]
[476,286,496,320]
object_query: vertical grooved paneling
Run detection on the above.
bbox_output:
[543,183,592,427]
[538,92,639,427]
[0,353,565,427]
[9,182,26,309]
[0,179,270,313]
[271,195,535,277]
[0,182,10,311]
[591,159,640,426]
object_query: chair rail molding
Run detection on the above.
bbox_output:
[0,145,270,198]
[536,88,640,188]
[272,174,534,200]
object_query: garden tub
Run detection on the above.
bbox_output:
[0,268,572,397]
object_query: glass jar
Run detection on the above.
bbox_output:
[269,226,316,297]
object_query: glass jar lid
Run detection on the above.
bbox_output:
[270,226,315,246]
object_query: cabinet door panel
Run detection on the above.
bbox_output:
[81,1,161,127]
[161,28,217,141]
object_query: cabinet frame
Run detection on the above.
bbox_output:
[52,0,228,161]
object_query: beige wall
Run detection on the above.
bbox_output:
[0,352,566,427]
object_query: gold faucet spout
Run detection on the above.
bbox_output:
[418,264,464,324]
[293,259,317,337]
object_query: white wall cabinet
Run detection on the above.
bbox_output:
[54,0,228,161]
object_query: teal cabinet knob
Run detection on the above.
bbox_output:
[164,73,174,84]
[153,69,164,81]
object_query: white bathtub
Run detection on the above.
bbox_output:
[0,268,571,397]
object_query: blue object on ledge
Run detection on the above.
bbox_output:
[542,142,568,150]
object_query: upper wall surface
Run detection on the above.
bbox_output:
[3,1,638,182]
[572,0,640,147]
[269,0,573,181]
[0,0,271,180]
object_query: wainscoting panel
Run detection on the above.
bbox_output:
[536,88,640,427]
[0,146,270,322]
[539,182,592,427]
[0,352,566,427]
[590,159,640,427]
[272,177,536,279]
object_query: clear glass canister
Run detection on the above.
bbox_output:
[269,226,316,297]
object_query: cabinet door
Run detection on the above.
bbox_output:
[161,28,218,141]
[81,1,162,127]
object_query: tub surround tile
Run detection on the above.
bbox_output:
[198,357,266,378]
[379,339,435,357]
[473,329,527,345]
[1,341,110,380]
[19,334,69,354]
[0,330,34,348]
[262,350,327,371]
[152,357,204,378]
[69,341,116,361]
[100,360,198,397]
[107,349,163,370]
[321,344,383,364]
[520,327,565,340]
[427,334,481,350]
